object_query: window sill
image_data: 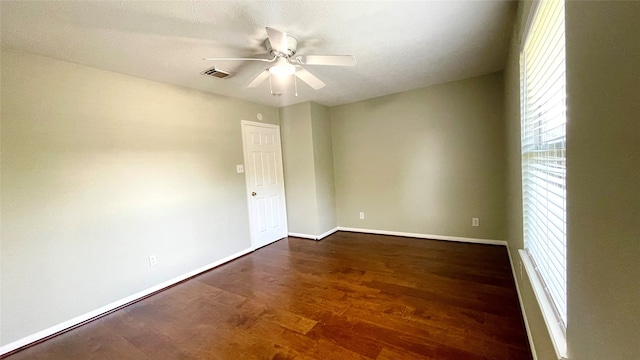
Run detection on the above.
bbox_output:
[519,249,568,360]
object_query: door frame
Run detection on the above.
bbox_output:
[240,120,288,249]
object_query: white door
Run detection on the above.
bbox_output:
[241,121,288,249]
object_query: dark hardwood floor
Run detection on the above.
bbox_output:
[5,232,532,359]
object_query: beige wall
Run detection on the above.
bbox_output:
[565,2,640,359]
[280,102,337,236]
[331,72,507,240]
[280,102,319,235]
[0,49,279,345]
[505,1,640,359]
[310,102,337,234]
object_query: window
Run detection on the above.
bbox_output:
[520,0,567,358]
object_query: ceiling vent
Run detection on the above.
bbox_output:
[201,66,232,79]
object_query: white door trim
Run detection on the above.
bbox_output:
[240,120,288,249]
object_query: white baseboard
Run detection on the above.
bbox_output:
[317,227,339,240]
[287,232,317,240]
[336,227,507,246]
[288,227,338,241]
[0,246,254,356]
[506,244,538,360]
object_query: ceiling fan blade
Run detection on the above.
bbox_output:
[295,68,325,90]
[203,57,275,62]
[299,55,357,66]
[247,70,270,88]
[265,27,289,55]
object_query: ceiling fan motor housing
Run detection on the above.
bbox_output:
[265,35,298,58]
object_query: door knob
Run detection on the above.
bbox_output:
[251,192,257,196]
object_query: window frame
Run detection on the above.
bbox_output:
[518,1,568,359]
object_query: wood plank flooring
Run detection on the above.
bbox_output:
[5,232,532,359]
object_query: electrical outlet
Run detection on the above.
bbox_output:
[236,165,244,173]
[149,255,157,266]
[359,212,365,220]
[472,218,479,227]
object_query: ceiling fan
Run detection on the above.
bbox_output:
[204,27,356,96]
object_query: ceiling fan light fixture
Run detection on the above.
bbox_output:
[269,58,296,76]
[210,27,353,93]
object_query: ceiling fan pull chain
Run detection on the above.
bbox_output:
[269,75,274,95]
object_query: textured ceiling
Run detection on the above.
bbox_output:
[1,1,516,107]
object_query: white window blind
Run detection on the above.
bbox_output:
[520,0,567,328]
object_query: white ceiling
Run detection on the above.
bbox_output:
[1,1,516,108]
